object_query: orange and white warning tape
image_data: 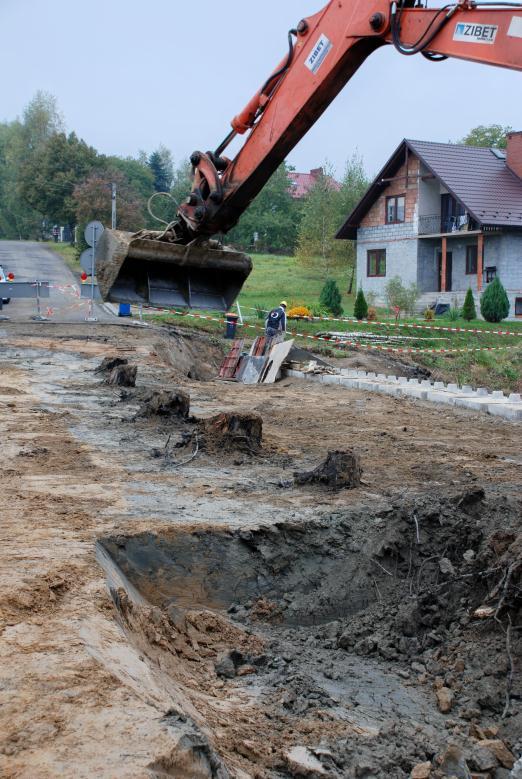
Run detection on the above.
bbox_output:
[142,308,522,356]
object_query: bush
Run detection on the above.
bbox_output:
[461,288,477,321]
[480,277,510,322]
[424,307,435,321]
[253,304,267,320]
[448,306,461,322]
[354,288,368,321]
[367,306,377,322]
[320,279,343,316]
[384,276,419,316]
[287,306,311,319]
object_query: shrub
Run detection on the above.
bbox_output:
[424,307,435,321]
[365,290,377,308]
[287,306,311,319]
[461,288,477,321]
[253,304,267,320]
[480,277,510,322]
[384,276,420,316]
[367,307,377,322]
[354,288,368,321]
[320,279,343,316]
[448,306,460,322]
[309,304,331,318]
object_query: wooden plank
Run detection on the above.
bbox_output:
[260,339,295,384]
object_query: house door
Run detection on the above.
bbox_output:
[440,195,465,233]
[437,251,453,292]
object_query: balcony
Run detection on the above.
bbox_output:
[418,214,474,235]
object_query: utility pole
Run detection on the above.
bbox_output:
[111,183,117,229]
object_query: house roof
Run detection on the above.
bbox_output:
[336,139,522,239]
[288,168,341,199]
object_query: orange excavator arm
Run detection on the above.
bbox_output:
[179,0,522,239]
[96,0,522,311]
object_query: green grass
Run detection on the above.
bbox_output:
[44,241,79,273]
[107,248,521,393]
[237,253,355,316]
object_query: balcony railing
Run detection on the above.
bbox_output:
[418,214,473,235]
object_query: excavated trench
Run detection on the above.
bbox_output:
[97,492,522,778]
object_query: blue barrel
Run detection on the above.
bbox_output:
[118,303,132,317]
[225,313,239,339]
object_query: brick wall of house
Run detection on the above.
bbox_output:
[360,156,420,229]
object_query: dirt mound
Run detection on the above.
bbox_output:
[136,389,190,420]
[294,449,362,490]
[154,327,225,381]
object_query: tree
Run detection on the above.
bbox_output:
[148,145,174,193]
[320,279,343,316]
[462,288,477,321]
[480,277,510,322]
[73,170,144,230]
[296,163,344,275]
[353,288,368,321]
[19,131,100,225]
[227,163,300,254]
[21,91,64,153]
[460,124,512,149]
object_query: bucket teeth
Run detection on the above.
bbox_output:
[95,230,252,312]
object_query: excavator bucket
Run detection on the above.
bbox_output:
[95,230,252,312]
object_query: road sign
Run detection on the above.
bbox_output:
[84,221,104,247]
[80,248,95,274]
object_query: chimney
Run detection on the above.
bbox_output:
[506,131,522,179]
[310,167,324,180]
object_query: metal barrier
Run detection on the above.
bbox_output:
[0,281,50,321]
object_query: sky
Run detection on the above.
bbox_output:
[1,0,521,178]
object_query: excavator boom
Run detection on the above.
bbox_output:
[96,0,522,311]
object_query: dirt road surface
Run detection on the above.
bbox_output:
[0,321,520,778]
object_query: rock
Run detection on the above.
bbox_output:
[411,761,432,778]
[396,599,420,637]
[476,741,514,770]
[438,745,471,778]
[412,662,427,675]
[284,746,326,776]
[436,687,455,713]
[214,651,237,679]
[469,744,498,772]
[106,364,137,387]
[463,550,476,563]
[236,665,257,677]
[439,558,456,576]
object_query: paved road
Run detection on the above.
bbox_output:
[0,241,115,323]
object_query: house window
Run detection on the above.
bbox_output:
[485,267,497,284]
[515,298,522,317]
[367,249,386,277]
[466,246,478,275]
[386,195,405,224]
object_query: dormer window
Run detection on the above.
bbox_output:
[386,195,405,224]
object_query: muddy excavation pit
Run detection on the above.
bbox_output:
[98,492,522,778]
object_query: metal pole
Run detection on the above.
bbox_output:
[86,225,98,322]
[111,183,117,229]
[236,301,243,325]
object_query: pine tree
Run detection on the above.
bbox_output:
[148,146,173,193]
[480,277,510,322]
[461,288,477,321]
[320,279,343,316]
[353,288,368,321]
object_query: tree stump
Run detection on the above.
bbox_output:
[137,390,190,420]
[294,450,362,490]
[95,356,128,373]
[200,412,263,452]
[106,364,137,387]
